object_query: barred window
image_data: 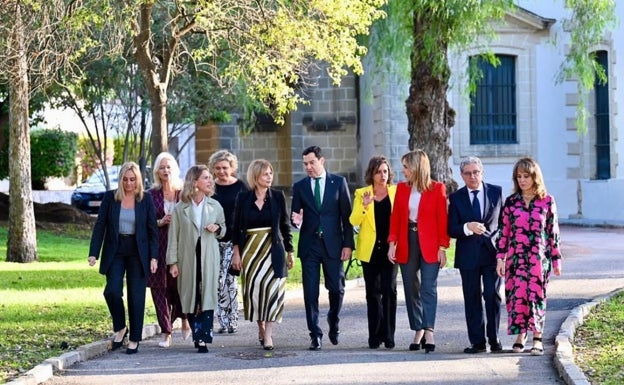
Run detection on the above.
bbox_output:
[470,55,517,144]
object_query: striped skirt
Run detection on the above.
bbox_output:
[241,227,286,322]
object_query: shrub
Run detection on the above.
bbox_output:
[30,129,78,188]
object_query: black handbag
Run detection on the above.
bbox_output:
[227,265,241,276]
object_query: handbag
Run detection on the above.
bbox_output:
[227,265,241,276]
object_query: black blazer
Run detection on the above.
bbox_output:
[448,183,502,270]
[291,173,355,259]
[231,189,294,278]
[88,190,159,276]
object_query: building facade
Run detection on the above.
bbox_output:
[197,1,623,224]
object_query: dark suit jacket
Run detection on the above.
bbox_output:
[291,173,355,259]
[448,183,502,270]
[89,190,159,276]
[231,189,294,277]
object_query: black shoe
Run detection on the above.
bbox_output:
[368,341,380,349]
[328,330,340,345]
[490,340,503,353]
[384,341,395,349]
[228,326,237,334]
[464,343,487,354]
[197,344,208,353]
[423,328,435,353]
[126,342,139,355]
[111,328,128,351]
[309,336,322,351]
[264,345,274,351]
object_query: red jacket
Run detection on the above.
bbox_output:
[388,181,450,264]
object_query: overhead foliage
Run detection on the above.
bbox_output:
[129,0,387,160]
[558,0,617,133]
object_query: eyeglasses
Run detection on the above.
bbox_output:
[462,170,482,177]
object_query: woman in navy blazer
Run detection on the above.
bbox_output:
[88,162,159,355]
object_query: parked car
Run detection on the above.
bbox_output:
[71,166,120,214]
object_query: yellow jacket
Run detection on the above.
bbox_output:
[349,184,397,263]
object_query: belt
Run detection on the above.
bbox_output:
[314,231,324,239]
[119,233,136,238]
[408,222,417,232]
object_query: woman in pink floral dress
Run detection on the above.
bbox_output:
[495,158,562,356]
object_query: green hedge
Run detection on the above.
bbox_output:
[0,128,78,188]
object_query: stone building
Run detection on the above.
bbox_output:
[195,1,624,224]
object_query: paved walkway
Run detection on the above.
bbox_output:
[27,226,624,385]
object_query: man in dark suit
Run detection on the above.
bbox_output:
[448,156,503,353]
[291,146,354,350]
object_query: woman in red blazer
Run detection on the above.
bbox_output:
[387,150,449,353]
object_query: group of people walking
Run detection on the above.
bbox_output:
[87,145,562,356]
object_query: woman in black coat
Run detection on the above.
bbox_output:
[230,159,294,350]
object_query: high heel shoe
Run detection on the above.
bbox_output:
[181,328,192,341]
[409,329,424,351]
[423,328,435,353]
[126,341,139,355]
[263,336,274,350]
[158,334,171,348]
[111,327,128,351]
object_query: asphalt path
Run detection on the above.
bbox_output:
[43,225,624,385]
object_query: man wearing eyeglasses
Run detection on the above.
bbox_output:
[448,156,503,354]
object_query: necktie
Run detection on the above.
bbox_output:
[471,190,481,221]
[314,177,322,209]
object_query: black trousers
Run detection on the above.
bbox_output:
[103,235,146,342]
[362,240,398,345]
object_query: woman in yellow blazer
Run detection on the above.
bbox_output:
[349,156,397,349]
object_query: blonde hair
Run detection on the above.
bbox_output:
[151,152,183,190]
[208,149,238,176]
[401,149,432,192]
[512,157,547,199]
[180,165,213,203]
[114,162,144,201]
[246,159,273,190]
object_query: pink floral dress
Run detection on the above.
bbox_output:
[496,193,562,334]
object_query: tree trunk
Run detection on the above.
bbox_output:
[406,11,457,193]
[148,88,167,159]
[133,2,168,163]
[7,4,38,263]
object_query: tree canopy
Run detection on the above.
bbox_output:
[129,0,387,160]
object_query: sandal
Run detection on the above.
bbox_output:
[530,337,544,356]
[512,333,527,353]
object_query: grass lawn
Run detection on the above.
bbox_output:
[0,223,457,384]
[573,291,624,385]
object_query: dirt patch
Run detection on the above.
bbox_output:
[0,193,95,237]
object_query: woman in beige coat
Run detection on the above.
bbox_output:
[167,165,226,353]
